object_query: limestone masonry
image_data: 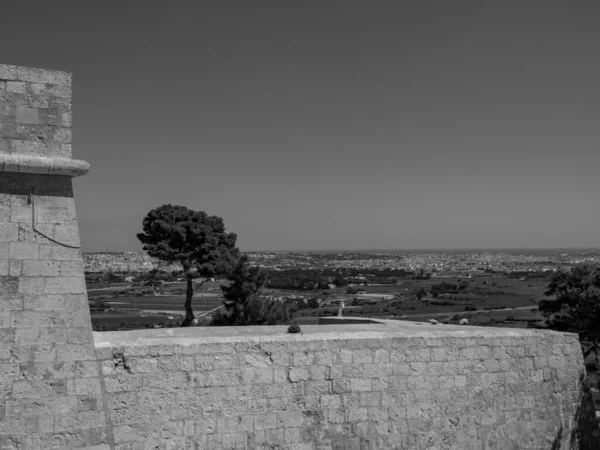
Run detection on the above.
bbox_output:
[1,64,108,449]
[94,324,597,450]
[2,64,599,449]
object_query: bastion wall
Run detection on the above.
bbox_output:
[94,325,597,450]
[2,64,599,449]
[1,64,109,449]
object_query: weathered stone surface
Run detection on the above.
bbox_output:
[0,65,17,80]
[92,324,600,450]
[1,65,108,449]
[16,66,72,86]
[0,154,90,177]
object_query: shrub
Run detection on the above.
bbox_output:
[287,322,302,334]
[584,360,598,374]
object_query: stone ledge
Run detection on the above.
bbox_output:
[93,320,574,349]
[0,154,89,177]
[0,64,72,86]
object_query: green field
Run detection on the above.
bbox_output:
[102,295,222,311]
[88,275,551,330]
[91,311,182,330]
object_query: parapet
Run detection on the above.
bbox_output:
[94,321,600,449]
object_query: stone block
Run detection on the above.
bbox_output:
[39,244,81,260]
[52,222,80,244]
[9,205,32,223]
[55,343,97,361]
[52,127,72,143]
[8,260,21,277]
[17,66,72,86]
[254,413,277,430]
[16,92,49,109]
[11,311,39,327]
[0,293,22,310]
[13,124,53,142]
[67,377,102,395]
[47,110,72,127]
[15,107,41,125]
[0,258,8,276]
[65,309,92,327]
[0,64,17,79]
[35,206,75,224]
[49,96,72,112]
[0,137,10,152]
[18,277,52,300]
[68,327,95,344]
[44,276,86,294]
[6,81,27,94]
[0,205,10,222]
[23,293,65,310]
[0,311,11,327]
[0,223,19,241]
[48,85,71,98]
[103,375,143,393]
[22,260,61,277]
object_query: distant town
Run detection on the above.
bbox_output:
[85,249,600,276]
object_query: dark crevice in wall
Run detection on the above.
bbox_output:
[113,352,132,374]
[566,372,600,449]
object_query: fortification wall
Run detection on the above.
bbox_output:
[1,65,108,449]
[94,323,597,450]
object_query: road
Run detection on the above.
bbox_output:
[391,305,537,320]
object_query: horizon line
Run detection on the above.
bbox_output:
[84,246,600,254]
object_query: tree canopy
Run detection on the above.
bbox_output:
[220,255,267,325]
[539,264,600,357]
[137,204,239,326]
[213,255,291,326]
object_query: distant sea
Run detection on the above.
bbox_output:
[86,248,600,256]
[287,248,600,256]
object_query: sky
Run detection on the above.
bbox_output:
[1,1,599,252]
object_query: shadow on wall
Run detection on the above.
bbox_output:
[0,172,73,198]
[552,372,600,450]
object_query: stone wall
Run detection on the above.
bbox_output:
[1,65,109,449]
[94,324,598,450]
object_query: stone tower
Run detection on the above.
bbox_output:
[1,65,110,449]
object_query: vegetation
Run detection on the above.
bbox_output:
[137,204,239,326]
[539,264,600,362]
[212,255,292,326]
[287,322,302,334]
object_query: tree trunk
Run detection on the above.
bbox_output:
[181,271,195,327]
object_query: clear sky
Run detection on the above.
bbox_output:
[2,1,599,252]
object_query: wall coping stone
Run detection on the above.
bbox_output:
[0,153,90,177]
[94,320,575,349]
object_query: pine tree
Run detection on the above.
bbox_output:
[137,204,239,326]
